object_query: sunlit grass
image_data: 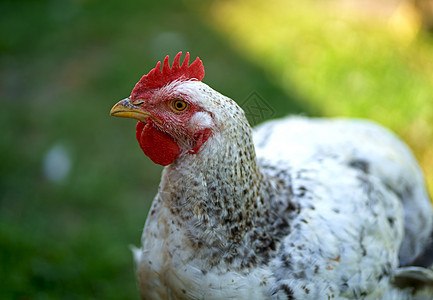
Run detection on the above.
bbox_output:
[204,0,433,195]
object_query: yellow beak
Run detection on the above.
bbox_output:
[110,98,158,123]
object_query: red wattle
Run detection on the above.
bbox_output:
[136,122,181,166]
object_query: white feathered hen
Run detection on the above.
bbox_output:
[110,52,433,299]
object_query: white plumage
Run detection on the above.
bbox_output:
[254,117,432,267]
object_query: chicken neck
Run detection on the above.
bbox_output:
[155,112,293,268]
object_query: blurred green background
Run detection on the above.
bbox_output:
[1,0,432,298]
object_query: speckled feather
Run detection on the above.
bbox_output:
[113,55,433,299]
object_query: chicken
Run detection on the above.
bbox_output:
[110,52,433,299]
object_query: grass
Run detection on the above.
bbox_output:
[1,0,432,298]
[203,0,433,195]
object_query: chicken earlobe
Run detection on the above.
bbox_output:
[189,128,212,154]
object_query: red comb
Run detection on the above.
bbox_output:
[131,52,205,100]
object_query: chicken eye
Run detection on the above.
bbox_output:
[171,99,188,112]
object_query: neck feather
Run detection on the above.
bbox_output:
[155,99,292,267]
[161,114,266,233]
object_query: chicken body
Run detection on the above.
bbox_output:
[132,82,432,299]
[110,53,433,299]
